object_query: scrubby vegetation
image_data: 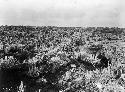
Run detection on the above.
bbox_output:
[0,26,125,92]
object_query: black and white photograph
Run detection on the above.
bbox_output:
[0,0,125,92]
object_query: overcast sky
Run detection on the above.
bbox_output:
[0,0,124,27]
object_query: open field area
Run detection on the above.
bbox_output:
[0,26,125,92]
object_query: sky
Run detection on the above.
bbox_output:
[0,0,124,27]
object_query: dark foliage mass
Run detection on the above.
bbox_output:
[77,53,111,71]
[95,53,111,69]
